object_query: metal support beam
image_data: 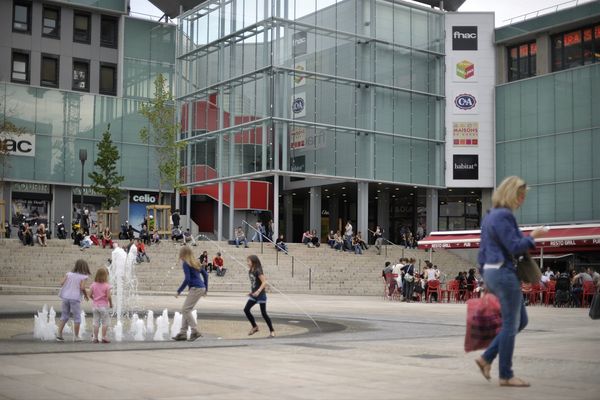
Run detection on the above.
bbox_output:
[309,186,321,238]
[357,182,369,238]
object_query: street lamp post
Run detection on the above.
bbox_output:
[79,149,87,219]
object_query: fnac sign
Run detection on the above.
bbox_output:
[0,132,35,157]
[130,191,159,204]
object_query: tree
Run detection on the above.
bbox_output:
[139,74,183,204]
[88,124,125,209]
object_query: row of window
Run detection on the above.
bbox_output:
[11,50,117,95]
[13,1,118,48]
[507,22,600,82]
[552,23,600,71]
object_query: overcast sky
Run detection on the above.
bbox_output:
[129,0,579,26]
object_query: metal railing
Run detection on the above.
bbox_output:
[501,0,595,26]
[241,220,314,287]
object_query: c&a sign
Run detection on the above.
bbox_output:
[0,132,36,157]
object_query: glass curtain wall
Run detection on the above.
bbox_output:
[0,82,159,189]
[177,0,445,187]
[496,63,600,224]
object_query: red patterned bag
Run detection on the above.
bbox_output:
[464,293,502,352]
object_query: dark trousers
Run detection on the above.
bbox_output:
[244,300,274,332]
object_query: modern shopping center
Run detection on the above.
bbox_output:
[1,0,599,265]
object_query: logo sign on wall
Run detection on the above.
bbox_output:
[130,192,159,204]
[290,155,306,173]
[453,155,479,180]
[453,122,479,146]
[456,60,475,80]
[0,132,36,157]
[291,93,306,118]
[292,61,306,88]
[452,26,478,50]
[454,93,478,113]
[290,127,306,150]
[293,31,307,56]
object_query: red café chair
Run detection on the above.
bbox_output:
[529,283,545,306]
[443,280,460,303]
[426,280,441,303]
[544,280,556,306]
[582,281,597,307]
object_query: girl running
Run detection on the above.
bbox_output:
[244,255,275,337]
[56,259,90,341]
[173,246,207,342]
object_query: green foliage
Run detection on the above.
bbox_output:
[139,74,183,203]
[88,124,125,209]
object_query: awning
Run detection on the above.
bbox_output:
[418,224,600,253]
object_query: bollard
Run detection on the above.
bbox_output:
[385,244,388,257]
[276,248,279,265]
[309,267,312,291]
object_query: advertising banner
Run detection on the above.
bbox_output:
[445,13,495,188]
[291,92,306,119]
[12,199,49,226]
[0,132,36,157]
[292,61,307,88]
[128,191,158,233]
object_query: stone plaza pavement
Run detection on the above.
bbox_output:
[0,293,598,400]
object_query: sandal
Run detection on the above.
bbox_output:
[500,377,530,387]
[475,358,491,381]
[248,327,259,336]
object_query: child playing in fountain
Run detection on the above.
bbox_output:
[56,259,90,342]
[173,246,208,342]
[244,255,275,337]
[89,267,113,343]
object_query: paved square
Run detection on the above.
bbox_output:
[0,293,598,400]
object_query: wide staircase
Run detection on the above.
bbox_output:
[0,239,476,296]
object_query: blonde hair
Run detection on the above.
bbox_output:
[94,267,109,283]
[492,176,528,210]
[179,246,201,270]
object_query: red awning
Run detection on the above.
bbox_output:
[418,224,600,253]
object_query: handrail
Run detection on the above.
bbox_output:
[501,0,593,26]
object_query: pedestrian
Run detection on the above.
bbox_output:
[475,176,547,387]
[56,259,90,341]
[89,267,113,343]
[172,246,207,342]
[373,225,384,255]
[244,255,275,337]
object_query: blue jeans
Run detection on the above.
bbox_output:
[354,245,362,254]
[481,267,528,380]
[236,237,248,247]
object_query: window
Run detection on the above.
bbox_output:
[507,41,536,81]
[552,23,600,71]
[11,51,29,83]
[72,60,89,91]
[99,64,117,95]
[41,55,59,87]
[101,16,118,48]
[42,6,60,38]
[13,1,31,33]
[73,12,91,43]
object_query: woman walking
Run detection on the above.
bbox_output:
[244,255,275,337]
[475,176,546,387]
[172,246,207,342]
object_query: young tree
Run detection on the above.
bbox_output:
[88,124,125,209]
[139,74,183,204]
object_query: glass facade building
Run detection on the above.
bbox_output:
[496,63,600,224]
[176,0,445,187]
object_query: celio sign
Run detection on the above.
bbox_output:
[130,192,159,204]
[0,132,36,157]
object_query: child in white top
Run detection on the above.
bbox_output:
[56,259,90,341]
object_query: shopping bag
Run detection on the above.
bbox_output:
[589,292,600,320]
[516,253,542,284]
[464,293,502,352]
